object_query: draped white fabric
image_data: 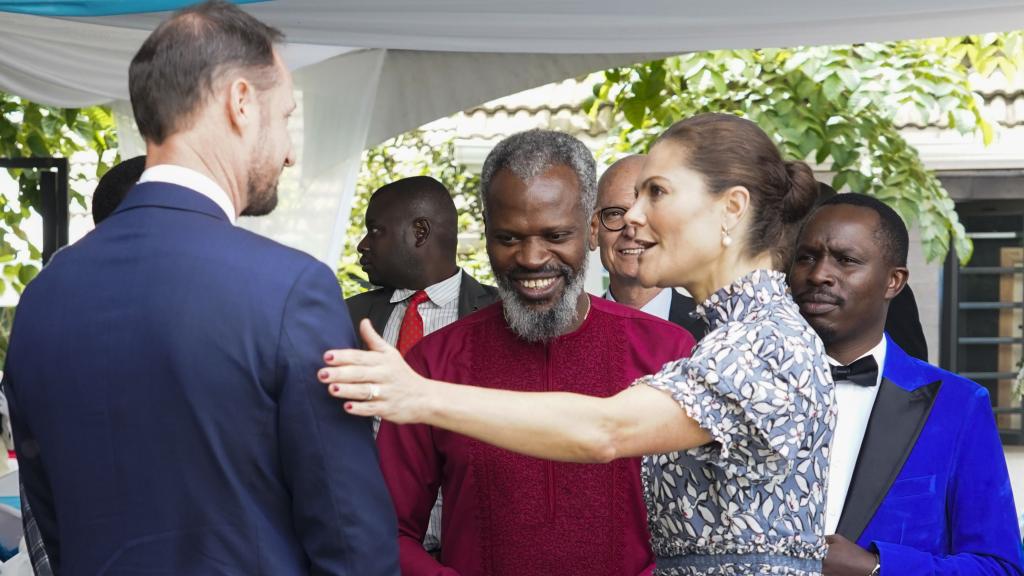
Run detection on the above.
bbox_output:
[65,0,1024,53]
[113,49,657,263]
[3,0,1024,263]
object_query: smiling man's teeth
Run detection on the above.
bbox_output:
[620,248,644,255]
[521,278,556,289]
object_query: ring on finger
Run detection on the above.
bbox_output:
[365,384,381,401]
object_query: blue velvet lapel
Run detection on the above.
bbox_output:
[112,181,231,223]
[835,334,942,542]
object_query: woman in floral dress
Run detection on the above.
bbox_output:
[324,113,835,575]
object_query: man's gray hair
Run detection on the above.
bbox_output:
[480,129,597,222]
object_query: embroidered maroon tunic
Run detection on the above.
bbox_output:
[377,295,697,576]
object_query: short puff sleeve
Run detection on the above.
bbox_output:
[636,322,827,480]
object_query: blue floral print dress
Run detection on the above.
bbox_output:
[636,269,836,575]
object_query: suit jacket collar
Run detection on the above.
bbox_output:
[457,272,495,318]
[366,271,494,336]
[113,181,231,223]
[879,333,939,391]
[835,334,941,542]
[668,290,707,341]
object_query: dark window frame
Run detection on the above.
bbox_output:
[941,199,1024,445]
[0,157,69,265]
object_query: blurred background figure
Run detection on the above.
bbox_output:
[91,155,146,225]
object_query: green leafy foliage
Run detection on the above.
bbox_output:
[337,131,491,298]
[587,38,1017,264]
[0,92,118,296]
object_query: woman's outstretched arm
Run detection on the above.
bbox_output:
[320,319,711,463]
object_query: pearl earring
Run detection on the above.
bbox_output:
[721,224,733,248]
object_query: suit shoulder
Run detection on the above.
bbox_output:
[671,290,698,308]
[345,287,390,305]
[226,226,323,267]
[932,363,990,400]
[591,296,689,332]
[459,273,499,296]
[901,355,990,402]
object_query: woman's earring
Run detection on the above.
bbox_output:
[721,224,733,248]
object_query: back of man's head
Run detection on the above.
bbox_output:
[373,176,459,257]
[128,0,283,145]
[93,155,147,225]
[816,193,909,267]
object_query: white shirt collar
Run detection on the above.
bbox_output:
[390,269,463,307]
[137,164,237,224]
[827,335,887,387]
[605,287,674,321]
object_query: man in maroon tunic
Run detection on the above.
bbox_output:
[376,130,696,576]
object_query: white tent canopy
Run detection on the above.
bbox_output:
[2,0,1024,263]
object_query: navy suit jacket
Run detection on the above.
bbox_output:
[836,334,1023,575]
[3,182,398,575]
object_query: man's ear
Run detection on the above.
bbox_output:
[227,77,256,134]
[588,211,600,251]
[885,266,909,301]
[413,218,431,248]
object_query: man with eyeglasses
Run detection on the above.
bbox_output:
[590,155,705,340]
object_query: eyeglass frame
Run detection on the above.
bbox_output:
[597,206,629,232]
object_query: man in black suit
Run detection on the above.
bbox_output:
[346,176,498,349]
[590,155,704,339]
[346,175,496,554]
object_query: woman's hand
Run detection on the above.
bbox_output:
[319,319,437,424]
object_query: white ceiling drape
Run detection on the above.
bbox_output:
[2,1,1024,263]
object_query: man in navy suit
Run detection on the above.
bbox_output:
[790,193,1022,575]
[2,2,397,574]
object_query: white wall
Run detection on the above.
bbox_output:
[1007,447,1024,518]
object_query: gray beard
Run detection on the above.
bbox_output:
[495,257,589,343]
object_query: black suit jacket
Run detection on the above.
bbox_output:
[345,271,499,347]
[883,285,928,362]
[668,290,707,341]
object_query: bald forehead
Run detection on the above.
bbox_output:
[598,155,645,202]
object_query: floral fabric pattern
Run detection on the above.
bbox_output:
[636,269,836,576]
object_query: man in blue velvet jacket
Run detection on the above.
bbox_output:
[791,192,1022,575]
[2,2,397,574]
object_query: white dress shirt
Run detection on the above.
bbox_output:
[138,164,237,224]
[380,269,463,346]
[605,286,674,321]
[825,336,886,535]
[379,269,463,554]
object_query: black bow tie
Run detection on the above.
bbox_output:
[830,355,879,387]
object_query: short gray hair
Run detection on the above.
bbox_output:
[480,130,596,222]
